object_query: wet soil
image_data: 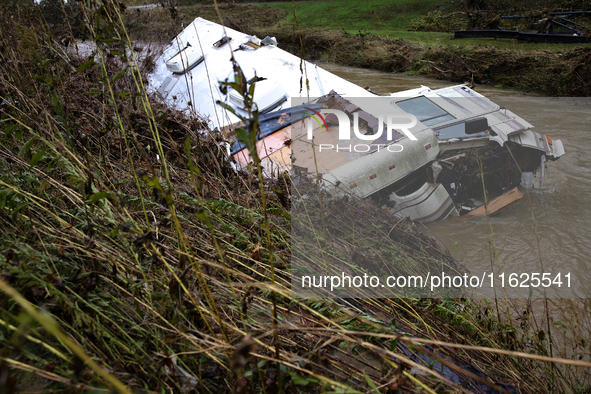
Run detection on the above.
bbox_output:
[266,26,591,96]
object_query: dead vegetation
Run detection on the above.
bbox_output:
[0,1,591,393]
[123,3,288,44]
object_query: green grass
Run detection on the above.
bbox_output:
[124,0,591,52]
[260,0,442,32]
[258,0,591,51]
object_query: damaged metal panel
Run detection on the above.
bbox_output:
[317,128,439,199]
[390,182,459,222]
[509,129,564,159]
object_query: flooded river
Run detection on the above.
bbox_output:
[319,63,591,300]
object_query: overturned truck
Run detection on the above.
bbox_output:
[149,18,565,223]
[289,87,564,222]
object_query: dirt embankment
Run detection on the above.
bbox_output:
[263,26,591,96]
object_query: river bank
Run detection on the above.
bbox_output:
[270,27,591,96]
[123,2,591,96]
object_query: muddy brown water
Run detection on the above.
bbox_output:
[319,62,591,298]
[319,63,591,367]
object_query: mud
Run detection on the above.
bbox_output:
[266,26,591,96]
